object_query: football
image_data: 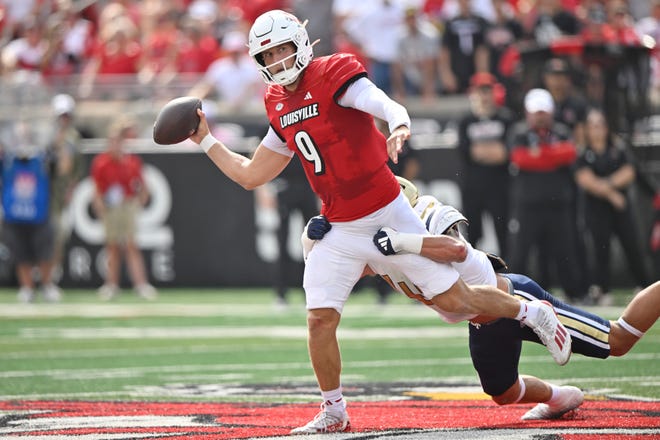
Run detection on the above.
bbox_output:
[153,96,202,145]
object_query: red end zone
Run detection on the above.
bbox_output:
[0,399,658,439]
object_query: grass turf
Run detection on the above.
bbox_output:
[0,287,658,402]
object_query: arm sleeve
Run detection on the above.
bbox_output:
[261,126,295,157]
[338,76,411,133]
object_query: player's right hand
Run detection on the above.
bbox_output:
[190,108,210,144]
[306,215,331,240]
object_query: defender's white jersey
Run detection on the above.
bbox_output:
[370,195,497,323]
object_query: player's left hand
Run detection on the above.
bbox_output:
[387,125,410,164]
[306,215,332,240]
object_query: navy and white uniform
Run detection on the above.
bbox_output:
[375,195,612,396]
[470,273,610,396]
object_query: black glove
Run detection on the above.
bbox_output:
[373,228,396,255]
[306,215,332,240]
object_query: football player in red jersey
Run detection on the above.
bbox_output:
[189,10,571,434]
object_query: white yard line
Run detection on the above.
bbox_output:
[12,325,468,340]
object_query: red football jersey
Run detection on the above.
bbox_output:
[264,53,400,222]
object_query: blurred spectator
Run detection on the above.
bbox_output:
[581,3,616,44]
[529,0,581,47]
[458,72,512,257]
[99,0,141,30]
[485,0,524,82]
[606,0,641,46]
[188,30,264,111]
[292,0,335,57]
[46,94,83,281]
[1,18,48,75]
[574,108,652,305]
[429,0,495,22]
[78,16,142,98]
[542,57,587,149]
[507,88,585,303]
[176,15,220,74]
[439,0,489,94]
[90,115,157,301]
[46,0,95,75]
[138,9,181,86]
[636,0,660,108]
[0,0,40,42]
[0,120,61,303]
[541,57,589,299]
[345,0,404,94]
[391,7,439,102]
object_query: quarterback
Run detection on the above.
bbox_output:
[190,10,571,434]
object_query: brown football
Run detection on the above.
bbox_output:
[153,97,202,145]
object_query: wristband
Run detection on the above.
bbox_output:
[393,232,424,254]
[199,133,218,153]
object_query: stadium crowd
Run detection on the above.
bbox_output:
[0,0,658,302]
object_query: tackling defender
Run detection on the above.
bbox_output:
[364,177,659,419]
[189,10,571,434]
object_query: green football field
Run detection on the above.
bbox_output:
[1,286,659,403]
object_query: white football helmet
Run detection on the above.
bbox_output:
[395,176,419,207]
[414,195,468,236]
[248,10,313,86]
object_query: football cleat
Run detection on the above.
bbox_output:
[136,283,158,300]
[521,386,584,420]
[17,287,35,303]
[290,404,350,434]
[524,300,572,366]
[98,284,119,301]
[42,283,62,303]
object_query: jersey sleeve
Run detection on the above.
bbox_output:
[261,125,294,157]
[324,53,368,101]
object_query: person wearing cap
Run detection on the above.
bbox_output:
[457,72,513,258]
[506,88,587,304]
[46,94,84,281]
[188,30,264,111]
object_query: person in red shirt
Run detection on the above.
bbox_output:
[188,10,571,433]
[78,18,142,98]
[176,17,219,74]
[90,116,156,301]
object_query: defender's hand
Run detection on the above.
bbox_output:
[306,215,331,240]
[373,227,398,255]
